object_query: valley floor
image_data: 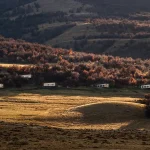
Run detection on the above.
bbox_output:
[0,88,150,149]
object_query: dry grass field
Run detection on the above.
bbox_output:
[0,63,34,68]
[0,88,150,150]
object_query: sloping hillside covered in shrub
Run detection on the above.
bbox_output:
[1,0,150,58]
[0,36,150,87]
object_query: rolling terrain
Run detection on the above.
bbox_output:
[1,0,150,58]
[0,88,150,150]
[1,2,150,149]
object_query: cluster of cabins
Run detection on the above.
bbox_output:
[0,74,57,89]
[96,84,150,89]
[0,74,150,89]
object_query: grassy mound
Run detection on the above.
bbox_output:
[73,102,145,124]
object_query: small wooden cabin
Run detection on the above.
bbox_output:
[96,84,109,88]
[141,85,150,89]
[0,84,4,89]
[20,74,32,79]
[43,82,56,88]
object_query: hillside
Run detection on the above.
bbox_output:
[0,36,150,88]
[1,38,150,150]
[76,0,150,16]
[1,0,150,58]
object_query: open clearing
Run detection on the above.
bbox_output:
[0,63,34,68]
[0,88,150,149]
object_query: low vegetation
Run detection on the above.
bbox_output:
[0,88,149,149]
[1,36,150,88]
[1,1,150,58]
[0,88,147,129]
[52,18,150,59]
[143,94,150,118]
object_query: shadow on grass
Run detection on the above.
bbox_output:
[1,87,150,130]
[120,119,150,130]
[0,87,147,98]
[73,102,144,123]
[33,102,150,130]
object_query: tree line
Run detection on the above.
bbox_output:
[0,36,150,87]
